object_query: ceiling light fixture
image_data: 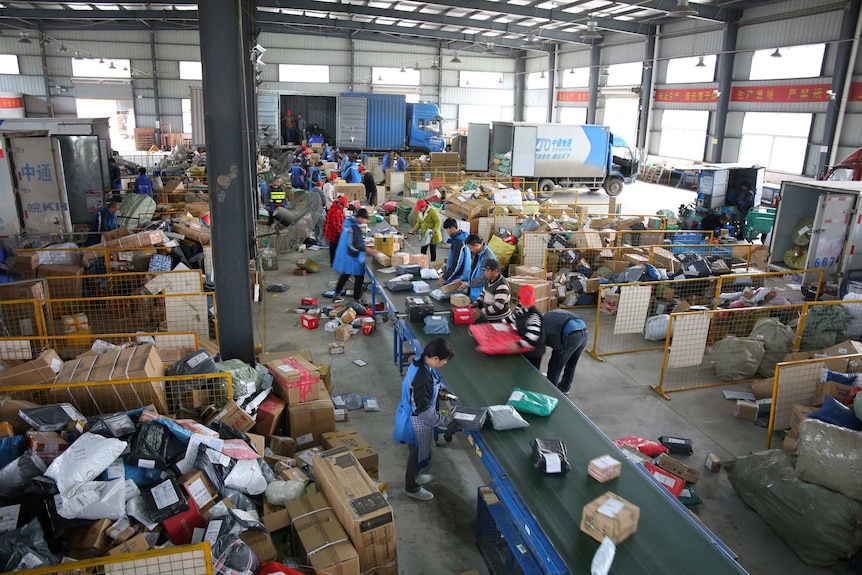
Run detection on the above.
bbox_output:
[99,58,105,64]
[569,68,575,74]
[483,43,496,54]
[430,60,439,70]
[109,62,116,70]
[58,43,69,52]
[498,76,503,84]
[450,54,461,64]
[522,35,540,49]
[18,32,31,44]
[399,65,406,72]
[771,48,782,58]
[73,51,82,59]
[695,55,706,67]
[669,0,698,17]
[413,62,420,71]
[540,71,546,79]
[580,19,602,41]
[377,74,383,81]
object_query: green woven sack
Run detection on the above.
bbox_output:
[507,387,558,416]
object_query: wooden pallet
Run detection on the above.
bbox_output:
[640,165,665,184]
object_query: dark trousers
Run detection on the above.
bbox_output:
[335,273,364,299]
[366,189,377,206]
[406,444,420,493]
[546,329,589,393]
[420,243,437,262]
[328,239,339,265]
[524,353,543,371]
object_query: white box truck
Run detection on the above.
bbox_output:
[465,122,639,196]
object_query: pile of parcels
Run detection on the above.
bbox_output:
[0,346,395,575]
[290,295,377,351]
[725,340,862,567]
[74,224,208,274]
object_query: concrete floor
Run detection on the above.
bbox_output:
[255,180,852,575]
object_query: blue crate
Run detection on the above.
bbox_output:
[670,242,732,258]
[148,254,172,272]
[476,485,542,575]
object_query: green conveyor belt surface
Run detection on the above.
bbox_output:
[418,326,749,574]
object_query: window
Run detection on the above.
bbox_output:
[603,98,638,150]
[0,55,19,75]
[561,67,589,88]
[739,112,811,173]
[559,107,587,124]
[658,110,708,161]
[526,72,547,90]
[750,43,825,80]
[179,61,202,81]
[459,71,503,87]
[525,106,547,123]
[278,64,330,84]
[71,58,131,79]
[372,67,420,86]
[458,104,502,129]
[666,55,716,84]
[605,62,642,87]
[182,98,192,134]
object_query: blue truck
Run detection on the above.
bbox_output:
[336,93,444,153]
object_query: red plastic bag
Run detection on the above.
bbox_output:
[258,563,304,575]
[469,322,533,355]
[613,436,669,457]
[380,201,398,213]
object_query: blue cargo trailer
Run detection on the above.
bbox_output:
[337,93,444,152]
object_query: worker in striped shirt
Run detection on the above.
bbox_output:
[504,285,546,369]
[469,258,513,323]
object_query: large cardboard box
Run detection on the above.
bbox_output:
[68,518,113,558]
[335,184,365,203]
[268,356,322,404]
[321,427,379,479]
[580,492,639,545]
[373,235,402,257]
[0,279,45,302]
[655,453,700,484]
[251,394,286,436]
[314,447,397,575]
[206,400,255,433]
[239,530,277,562]
[0,349,62,386]
[287,493,360,575]
[651,248,680,274]
[288,390,336,449]
[0,398,39,434]
[512,265,546,280]
[813,380,855,406]
[788,404,817,439]
[572,231,602,249]
[37,265,84,299]
[822,340,862,372]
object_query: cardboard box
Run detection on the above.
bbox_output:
[335,183,365,203]
[622,253,650,265]
[269,435,297,457]
[512,265,546,279]
[507,276,552,302]
[239,530,277,562]
[321,427,379,479]
[750,378,774,400]
[107,533,150,556]
[328,342,345,355]
[69,518,113,558]
[0,279,45,302]
[335,324,353,342]
[252,395,286,436]
[288,391,336,448]
[37,265,84,299]
[0,398,38,434]
[587,455,621,483]
[651,248,680,274]
[0,349,62,386]
[704,453,721,473]
[179,470,218,512]
[268,356,322,404]
[205,400,255,432]
[26,430,69,463]
[409,253,429,268]
[580,492,640,545]
[314,447,397,575]
[261,501,292,534]
[822,340,862,372]
[287,493,360,575]
[734,400,758,421]
[655,453,700,484]
[318,364,332,393]
[814,380,854,406]
[373,235,401,257]
[788,405,817,439]
[572,231,602,249]
[604,260,630,274]
[450,293,471,307]
[782,435,798,452]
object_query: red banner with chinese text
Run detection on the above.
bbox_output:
[0,97,24,109]
[556,91,589,103]
[654,88,717,103]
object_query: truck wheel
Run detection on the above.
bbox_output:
[538,179,556,193]
[605,177,624,197]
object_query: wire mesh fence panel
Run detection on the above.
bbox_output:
[29,331,200,361]
[519,232,551,269]
[797,299,862,351]
[654,304,806,397]
[580,213,666,231]
[14,542,213,575]
[765,358,834,449]
[42,269,204,300]
[610,229,712,248]
[1,373,233,418]
[0,300,49,359]
[715,269,825,312]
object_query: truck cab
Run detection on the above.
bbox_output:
[407,103,444,153]
[826,147,862,182]
[608,133,639,196]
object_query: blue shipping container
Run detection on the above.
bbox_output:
[340,93,407,151]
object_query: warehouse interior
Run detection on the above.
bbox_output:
[0,0,861,574]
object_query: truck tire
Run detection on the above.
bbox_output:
[604,177,624,197]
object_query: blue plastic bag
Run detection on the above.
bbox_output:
[423,315,450,335]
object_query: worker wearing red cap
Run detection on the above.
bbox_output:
[324,196,350,265]
[504,285,546,369]
[410,199,442,262]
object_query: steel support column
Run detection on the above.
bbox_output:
[637,28,657,151]
[514,51,525,122]
[36,24,54,118]
[587,43,600,124]
[436,41,443,106]
[150,30,162,147]
[710,10,740,163]
[349,35,355,92]
[821,0,862,175]
[198,0,256,363]
[546,44,556,123]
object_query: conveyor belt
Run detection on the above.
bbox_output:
[415,326,749,574]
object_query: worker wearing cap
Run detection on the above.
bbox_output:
[324,196,350,265]
[410,199,442,262]
[543,309,589,394]
[456,234,498,302]
[322,172,338,208]
[504,285,546,369]
[469,258,512,323]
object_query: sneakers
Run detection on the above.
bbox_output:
[332,296,344,303]
[406,488,434,501]
[417,474,434,485]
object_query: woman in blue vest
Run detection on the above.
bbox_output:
[308,161,323,190]
[342,159,362,184]
[289,159,306,189]
[332,208,378,304]
[454,234,497,302]
[393,337,455,501]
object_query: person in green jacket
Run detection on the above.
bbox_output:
[410,199,443,262]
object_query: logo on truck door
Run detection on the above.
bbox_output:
[535,138,573,161]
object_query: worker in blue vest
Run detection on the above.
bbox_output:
[86,202,120,246]
[322,144,334,162]
[543,309,589,395]
[393,152,407,172]
[393,337,456,501]
[453,234,497,302]
[381,150,393,172]
[342,158,362,184]
[308,161,323,190]
[134,167,153,195]
[339,153,351,176]
[289,158,306,190]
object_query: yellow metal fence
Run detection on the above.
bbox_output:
[12,542,213,575]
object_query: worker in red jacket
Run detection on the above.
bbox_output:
[323,196,349,265]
